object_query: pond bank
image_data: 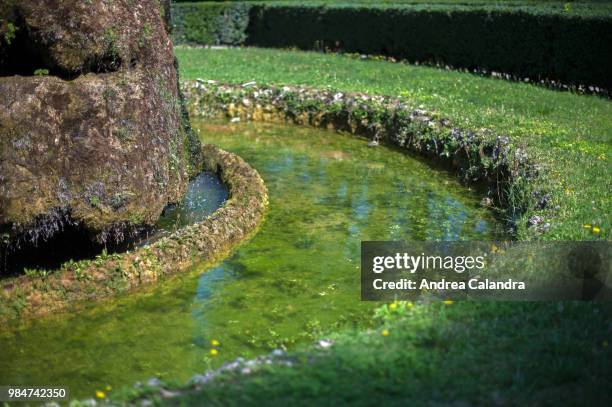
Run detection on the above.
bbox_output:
[183,81,543,236]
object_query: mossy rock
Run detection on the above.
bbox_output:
[0,0,201,245]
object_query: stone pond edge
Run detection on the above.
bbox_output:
[0,144,269,323]
[184,80,548,234]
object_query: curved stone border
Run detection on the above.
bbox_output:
[184,80,548,234]
[0,144,268,323]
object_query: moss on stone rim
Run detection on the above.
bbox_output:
[0,144,268,323]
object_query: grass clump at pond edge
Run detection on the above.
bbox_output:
[176,46,611,241]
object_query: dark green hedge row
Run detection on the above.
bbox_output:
[172,2,612,89]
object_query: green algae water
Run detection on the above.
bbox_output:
[0,121,503,399]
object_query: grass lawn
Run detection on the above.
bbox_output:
[176,46,611,241]
[119,46,612,406]
[119,301,612,405]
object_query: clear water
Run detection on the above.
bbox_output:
[138,171,228,245]
[0,121,503,399]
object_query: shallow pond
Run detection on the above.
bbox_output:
[0,121,503,398]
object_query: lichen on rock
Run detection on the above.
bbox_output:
[0,0,201,247]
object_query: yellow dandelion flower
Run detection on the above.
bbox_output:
[209,348,219,356]
[593,226,601,234]
[443,300,454,305]
[211,339,220,347]
[389,302,398,310]
[406,301,413,309]
[381,329,390,337]
[583,224,592,229]
[95,391,105,399]
[105,385,112,391]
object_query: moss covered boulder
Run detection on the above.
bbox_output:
[0,0,200,246]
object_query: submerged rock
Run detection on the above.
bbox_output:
[0,0,201,246]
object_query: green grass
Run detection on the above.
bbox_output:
[119,301,612,406]
[176,46,611,240]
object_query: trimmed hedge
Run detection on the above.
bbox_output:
[172,2,612,90]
